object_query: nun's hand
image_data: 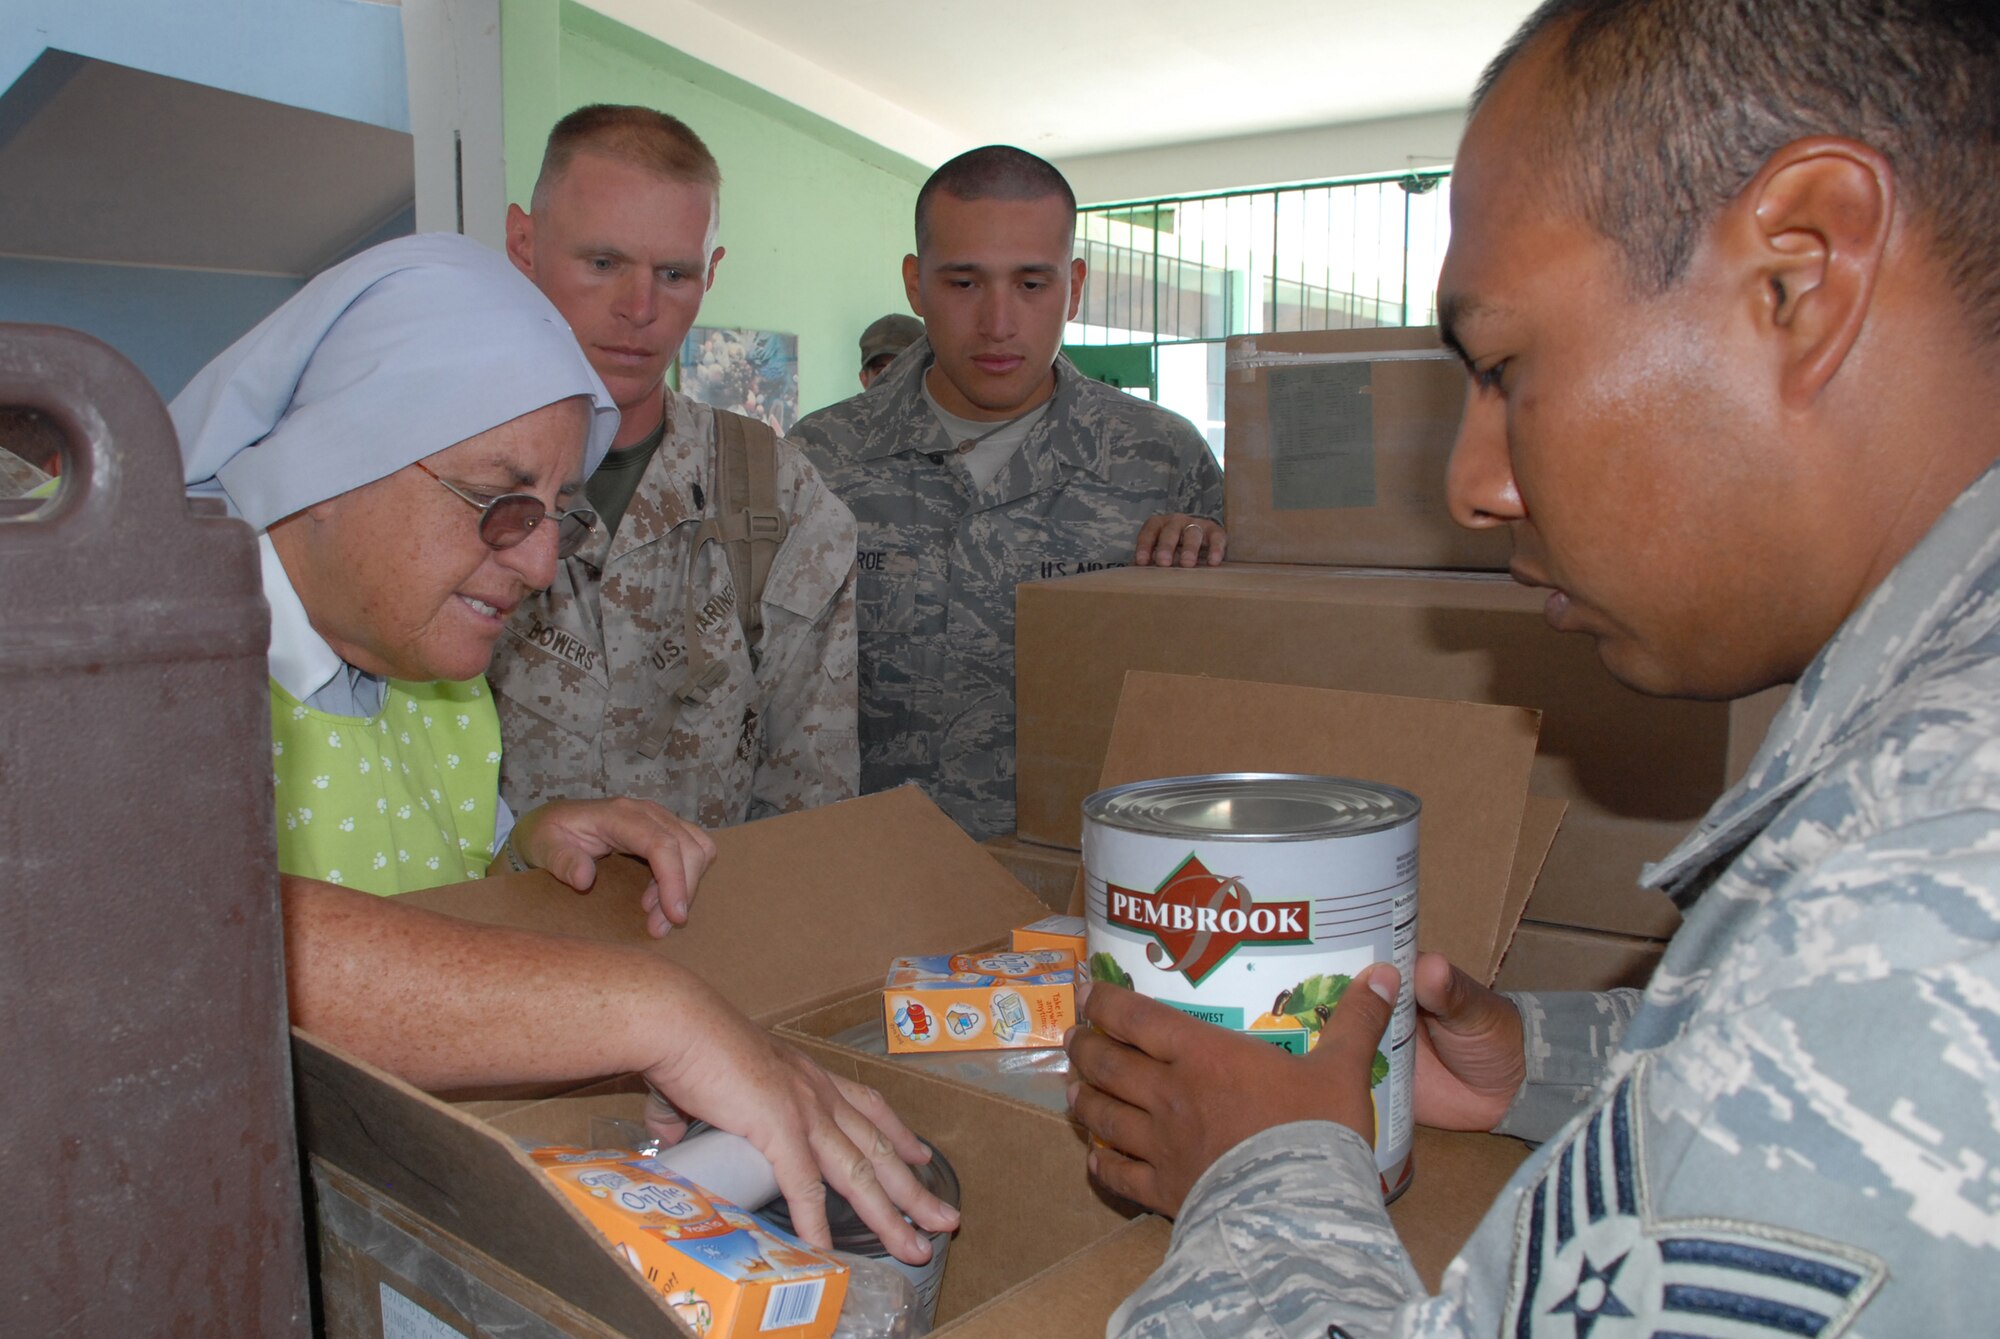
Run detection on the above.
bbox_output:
[505,799,717,937]
[636,991,958,1266]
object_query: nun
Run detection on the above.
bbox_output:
[175,232,709,932]
[171,233,954,1260]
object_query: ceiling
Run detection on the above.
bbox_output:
[0,52,414,275]
[0,3,1535,276]
[591,0,1542,165]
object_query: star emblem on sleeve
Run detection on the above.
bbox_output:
[1503,1063,1885,1338]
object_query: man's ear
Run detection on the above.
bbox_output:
[1737,137,1894,408]
[705,246,726,293]
[1067,256,1087,323]
[902,254,924,317]
[504,203,536,279]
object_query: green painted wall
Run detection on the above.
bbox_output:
[499,0,928,419]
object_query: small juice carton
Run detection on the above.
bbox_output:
[530,1147,848,1338]
[1010,914,1086,958]
[882,948,1076,1054]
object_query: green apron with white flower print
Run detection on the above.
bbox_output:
[270,676,502,894]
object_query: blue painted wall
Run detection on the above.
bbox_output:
[2,1,412,400]
[4,0,407,131]
[0,258,307,401]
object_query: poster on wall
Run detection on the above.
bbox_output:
[678,327,799,434]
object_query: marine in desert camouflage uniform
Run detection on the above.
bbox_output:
[792,147,1224,842]
[491,104,857,837]
[491,388,857,829]
[1066,2,2000,1334]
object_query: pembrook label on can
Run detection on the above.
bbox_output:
[1082,772,1420,1201]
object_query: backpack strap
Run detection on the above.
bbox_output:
[637,409,789,758]
[709,408,789,645]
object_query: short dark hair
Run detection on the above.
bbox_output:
[1478,0,2000,341]
[914,145,1077,253]
[531,104,721,211]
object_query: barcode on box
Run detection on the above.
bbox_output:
[761,1278,826,1330]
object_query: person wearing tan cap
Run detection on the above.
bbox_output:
[858,313,924,389]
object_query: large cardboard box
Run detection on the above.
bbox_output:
[981,833,1082,913]
[299,719,1545,1339]
[1494,922,1669,994]
[305,1056,1523,1339]
[301,1034,1152,1339]
[1222,327,1510,570]
[1015,567,1785,940]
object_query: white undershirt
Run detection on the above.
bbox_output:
[920,375,1053,491]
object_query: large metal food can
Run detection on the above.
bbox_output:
[1082,773,1419,1200]
[761,1137,960,1330]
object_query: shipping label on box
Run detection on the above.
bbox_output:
[883,950,1076,1053]
[1224,328,1509,570]
[1010,915,1086,958]
[531,1147,848,1339]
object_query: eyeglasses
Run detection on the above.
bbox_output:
[412,459,599,559]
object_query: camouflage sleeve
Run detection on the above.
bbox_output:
[747,447,860,821]
[1109,1120,1425,1339]
[1174,425,1226,522]
[1490,988,1643,1144]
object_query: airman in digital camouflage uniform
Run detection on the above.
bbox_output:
[492,106,858,837]
[1065,1,2000,1334]
[790,147,1226,842]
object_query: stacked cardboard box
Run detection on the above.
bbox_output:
[1220,326,1503,570]
[300,686,1550,1338]
[1004,327,1785,990]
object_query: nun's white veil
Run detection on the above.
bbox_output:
[168,233,619,724]
[173,232,618,526]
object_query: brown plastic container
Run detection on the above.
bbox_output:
[0,325,308,1334]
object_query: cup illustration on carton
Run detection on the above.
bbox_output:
[892,997,936,1045]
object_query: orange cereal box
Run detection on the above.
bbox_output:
[1010,914,1086,958]
[529,1147,847,1338]
[882,949,1076,1054]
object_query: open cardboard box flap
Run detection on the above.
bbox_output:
[295,1029,691,1338]
[1505,794,1566,970]
[1072,672,1555,984]
[399,785,1049,1027]
[300,1017,1180,1337]
[300,1022,1533,1338]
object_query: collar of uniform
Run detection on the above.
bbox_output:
[1031,355,1112,480]
[1643,457,2000,904]
[261,530,389,717]
[577,387,705,569]
[856,343,1110,481]
[853,337,952,463]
